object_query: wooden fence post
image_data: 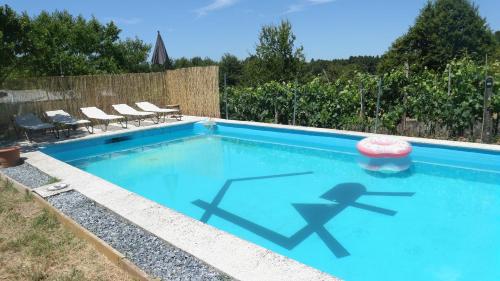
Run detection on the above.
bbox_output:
[224,73,228,119]
[274,96,278,124]
[374,77,382,133]
[447,64,452,96]
[481,76,494,143]
[359,82,364,120]
[402,61,409,132]
[293,79,297,126]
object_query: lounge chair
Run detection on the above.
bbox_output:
[112,104,157,126]
[45,110,92,136]
[80,107,126,132]
[13,113,58,142]
[135,101,182,122]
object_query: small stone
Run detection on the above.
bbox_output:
[1,162,55,188]
[48,191,231,281]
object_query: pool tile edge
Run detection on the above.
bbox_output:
[214,118,500,152]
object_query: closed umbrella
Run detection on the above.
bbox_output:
[151,31,169,68]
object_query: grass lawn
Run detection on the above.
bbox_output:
[0,178,136,281]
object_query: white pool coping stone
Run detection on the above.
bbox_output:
[23,117,499,281]
[214,118,500,152]
[33,183,73,198]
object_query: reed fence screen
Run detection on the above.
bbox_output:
[0,66,220,128]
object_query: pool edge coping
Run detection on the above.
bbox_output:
[213,118,500,152]
[36,117,203,147]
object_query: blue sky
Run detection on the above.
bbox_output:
[3,0,500,61]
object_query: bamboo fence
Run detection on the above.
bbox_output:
[0,66,220,128]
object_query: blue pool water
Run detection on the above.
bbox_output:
[42,122,500,281]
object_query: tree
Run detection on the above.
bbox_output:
[379,0,496,72]
[172,57,192,68]
[251,20,305,83]
[171,56,216,69]
[494,31,500,61]
[0,5,29,83]
[114,38,152,73]
[219,53,242,86]
[1,7,151,78]
[305,56,380,81]
[240,55,262,86]
[23,10,151,76]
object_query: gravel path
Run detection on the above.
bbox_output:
[0,162,55,188]
[48,191,232,281]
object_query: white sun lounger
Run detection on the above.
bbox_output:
[135,101,182,122]
[112,104,157,126]
[14,113,58,142]
[80,107,126,132]
[45,110,92,136]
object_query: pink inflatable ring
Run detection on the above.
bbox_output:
[356,136,412,158]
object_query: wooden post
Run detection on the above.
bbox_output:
[274,93,278,124]
[359,83,365,120]
[292,80,297,126]
[322,69,330,83]
[375,77,382,133]
[402,61,409,131]
[224,73,228,119]
[481,76,494,143]
[447,64,452,96]
[485,54,488,75]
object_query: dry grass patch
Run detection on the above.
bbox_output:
[0,178,136,281]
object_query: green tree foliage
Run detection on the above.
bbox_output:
[306,56,380,81]
[490,60,500,118]
[494,31,500,61]
[219,53,243,86]
[240,55,262,86]
[171,56,216,69]
[0,5,151,79]
[379,0,496,72]
[224,57,499,139]
[405,57,488,136]
[250,20,305,84]
[0,5,29,83]
[25,10,151,76]
[114,38,153,73]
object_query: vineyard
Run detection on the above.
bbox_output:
[222,57,500,141]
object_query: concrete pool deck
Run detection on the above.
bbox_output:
[17,117,500,281]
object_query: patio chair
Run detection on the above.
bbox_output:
[80,107,126,132]
[112,104,157,126]
[13,113,58,142]
[45,110,93,136]
[135,101,182,122]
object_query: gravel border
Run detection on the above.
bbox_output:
[0,162,55,188]
[48,191,233,281]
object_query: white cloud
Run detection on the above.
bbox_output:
[196,0,238,17]
[284,0,335,14]
[285,4,303,14]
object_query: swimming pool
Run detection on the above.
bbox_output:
[42,121,500,281]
